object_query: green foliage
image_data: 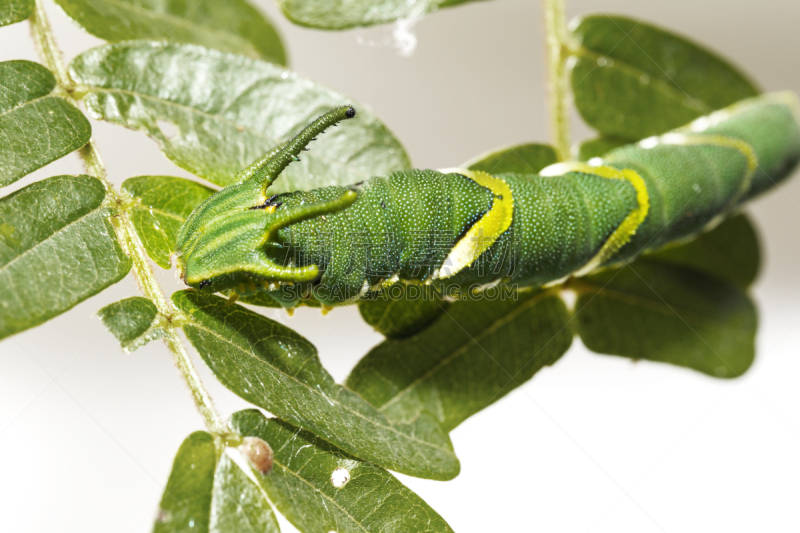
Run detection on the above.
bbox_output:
[2,3,796,530]
[69,41,410,191]
[573,260,756,377]
[359,285,449,339]
[0,0,32,27]
[235,291,289,308]
[347,291,573,431]
[209,453,281,532]
[154,432,217,533]
[121,176,215,269]
[577,136,626,161]
[231,409,455,533]
[571,15,759,140]
[98,296,167,352]
[54,0,286,64]
[0,175,130,340]
[277,0,481,30]
[646,214,760,289]
[0,60,91,186]
[154,431,280,533]
[464,143,559,173]
[172,290,460,480]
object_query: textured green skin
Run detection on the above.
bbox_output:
[609,96,800,259]
[271,170,637,304]
[176,95,800,306]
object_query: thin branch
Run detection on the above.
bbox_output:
[543,0,572,160]
[29,0,225,434]
[29,0,72,91]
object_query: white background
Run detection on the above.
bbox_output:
[1,0,799,531]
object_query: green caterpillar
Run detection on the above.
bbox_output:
[175,93,800,307]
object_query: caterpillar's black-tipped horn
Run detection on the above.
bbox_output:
[256,106,358,190]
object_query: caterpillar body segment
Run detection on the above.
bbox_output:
[538,163,650,276]
[184,168,641,305]
[270,169,496,300]
[175,93,800,307]
[601,92,800,262]
[432,169,515,280]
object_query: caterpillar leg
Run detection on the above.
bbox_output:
[222,291,239,308]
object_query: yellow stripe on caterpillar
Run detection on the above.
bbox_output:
[433,168,514,280]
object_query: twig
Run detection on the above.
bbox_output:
[543,0,572,160]
[29,0,225,434]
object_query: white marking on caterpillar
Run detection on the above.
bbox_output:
[358,279,370,297]
[639,137,660,149]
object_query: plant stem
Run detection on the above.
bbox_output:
[29,0,225,434]
[543,0,571,161]
[30,0,72,91]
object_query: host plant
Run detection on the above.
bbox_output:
[0,0,795,531]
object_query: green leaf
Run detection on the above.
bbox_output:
[347,291,573,432]
[646,214,760,289]
[154,431,217,533]
[231,291,285,308]
[570,15,759,140]
[359,284,449,339]
[121,176,215,269]
[154,431,281,533]
[573,260,756,378]
[276,0,480,30]
[576,136,627,161]
[172,290,459,480]
[209,452,280,533]
[54,0,286,64]
[0,0,33,27]
[464,143,558,174]
[70,42,410,191]
[97,296,167,352]
[231,410,454,533]
[0,175,131,340]
[0,60,92,187]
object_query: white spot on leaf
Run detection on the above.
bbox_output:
[331,467,350,488]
